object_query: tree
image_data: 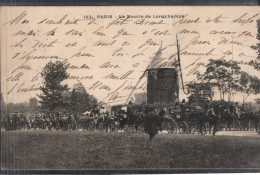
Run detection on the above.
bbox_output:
[38,61,69,112]
[240,72,254,106]
[186,81,214,104]
[29,97,38,112]
[250,19,260,71]
[203,59,241,101]
[70,82,97,114]
[255,98,260,104]
[29,97,38,108]
[5,101,29,113]
[1,93,5,114]
[239,71,260,106]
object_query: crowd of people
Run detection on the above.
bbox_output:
[1,100,260,138]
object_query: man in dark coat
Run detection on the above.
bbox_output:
[144,106,162,141]
[127,101,134,125]
[180,99,188,121]
[4,114,12,131]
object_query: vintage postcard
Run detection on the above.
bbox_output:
[1,6,260,171]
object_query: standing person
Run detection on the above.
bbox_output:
[4,114,11,131]
[68,113,77,130]
[99,105,106,123]
[229,103,235,117]
[205,104,219,135]
[127,101,134,125]
[12,113,18,130]
[229,102,240,120]
[180,99,188,121]
[99,105,108,132]
[144,105,161,141]
[234,102,240,119]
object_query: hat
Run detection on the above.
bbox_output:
[121,106,127,112]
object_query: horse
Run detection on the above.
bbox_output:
[240,111,251,131]
[134,112,145,132]
[221,108,240,131]
[67,115,77,131]
[77,114,88,131]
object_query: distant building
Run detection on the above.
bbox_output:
[134,92,147,104]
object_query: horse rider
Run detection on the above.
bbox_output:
[93,104,105,128]
[205,104,216,119]
[119,106,128,129]
[158,107,167,118]
[174,102,181,111]
[170,102,180,119]
[120,106,127,119]
[91,105,100,117]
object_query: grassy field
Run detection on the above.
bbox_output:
[1,130,260,170]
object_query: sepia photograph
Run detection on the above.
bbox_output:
[1,6,260,171]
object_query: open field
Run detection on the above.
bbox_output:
[1,130,260,170]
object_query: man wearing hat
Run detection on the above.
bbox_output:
[99,104,107,123]
[99,105,106,115]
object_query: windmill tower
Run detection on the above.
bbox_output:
[147,43,179,105]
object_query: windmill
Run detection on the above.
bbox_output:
[125,36,186,105]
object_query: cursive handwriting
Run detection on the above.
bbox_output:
[70,46,95,58]
[2,8,259,105]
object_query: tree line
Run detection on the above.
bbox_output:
[186,19,260,107]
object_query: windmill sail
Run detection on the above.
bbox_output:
[176,34,188,95]
[148,42,163,69]
[148,42,178,70]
